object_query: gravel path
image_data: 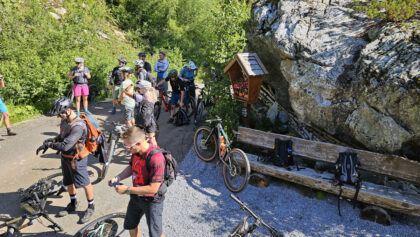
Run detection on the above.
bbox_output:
[144,147,420,237]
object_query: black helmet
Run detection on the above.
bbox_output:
[118,57,127,64]
[138,52,146,57]
[168,69,178,78]
[49,97,72,116]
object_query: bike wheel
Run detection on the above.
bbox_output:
[75,212,127,237]
[67,87,74,102]
[100,137,117,180]
[194,99,205,126]
[154,101,161,121]
[223,149,251,193]
[88,84,98,103]
[186,97,196,118]
[193,126,217,162]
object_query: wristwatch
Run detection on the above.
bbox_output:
[125,187,131,195]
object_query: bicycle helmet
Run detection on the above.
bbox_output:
[133,60,144,67]
[168,69,178,78]
[119,66,133,74]
[118,57,127,64]
[49,97,72,116]
[135,80,152,90]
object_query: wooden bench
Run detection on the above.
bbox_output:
[237,126,420,218]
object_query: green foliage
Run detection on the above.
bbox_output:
[353,0,419,22]
[0,0,136,115]
[5,104,41,125]
[202,74,241,138]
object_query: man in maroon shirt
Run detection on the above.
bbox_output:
[109,126,166,237]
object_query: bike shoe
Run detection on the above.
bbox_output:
[111,107,116,114]
[57,202,78,217]
[167,118,174,124]
[7,131,16,136]
[80,207,95,224]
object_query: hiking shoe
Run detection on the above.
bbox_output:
[111,107,116,114]
[7,131,16,136]
[80,208,95,224]
[57,202,78,217]
[167,118,174,124]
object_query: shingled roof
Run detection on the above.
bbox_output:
[224,53,268,77]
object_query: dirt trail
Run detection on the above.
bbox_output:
[0,98,196,236]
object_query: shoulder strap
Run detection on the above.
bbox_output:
[145,148,162,172]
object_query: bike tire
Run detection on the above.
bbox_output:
[67,87,74,102]
[193,126,217,162]
[100,138,116,180]
[88,84,98,103]
[194,99,205,126]
[74,212,127,237]
[186,97,196,118]
[223,149,251,193]
[154,101,161,121]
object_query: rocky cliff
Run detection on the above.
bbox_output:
[248,0,420,160]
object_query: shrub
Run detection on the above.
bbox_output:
[353,0,419,22]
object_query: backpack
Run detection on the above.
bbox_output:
[145,148,178,198]
[272,139,293,167]
[334,152,361,216]
[174,108,188,126]
[134,100,154,128]
[63,113,102,169]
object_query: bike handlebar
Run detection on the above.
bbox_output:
[205,115,222,123]
[230,194,282,237]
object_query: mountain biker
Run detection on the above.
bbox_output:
[179,61,198,100]
[35,97,95,224]
[138,52,152,73]
[117,67,136,127]
[134,60,156,86]
[0,74,17,141]
[110,57,127,114]
[123,80,158,146]
[155,69,186,124]
[68,57,91,116]
[154,51,169,92]
[109,126,166,237]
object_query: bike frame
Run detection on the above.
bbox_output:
[158,90,170,112]
[204,121,232,168]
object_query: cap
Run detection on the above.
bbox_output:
[138,52,146,57]
[188,61,197,70]
[135,80,152,90]
[75,57,84,63]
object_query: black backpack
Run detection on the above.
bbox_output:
[334,152,361,216]
[174,108,189,126]
[272,139,293,167]
[146,148,178,198]
[135,100,154,128]
[93,132,108,164]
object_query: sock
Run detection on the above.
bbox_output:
[88,199,94,209]
[70,194,77,205]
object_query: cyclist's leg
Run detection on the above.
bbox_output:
[169,93,180,122]
[82,84,89,112]
[75,96,81,114]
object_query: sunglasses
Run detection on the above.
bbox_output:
[76,62,82,64]
[125,139,143,150]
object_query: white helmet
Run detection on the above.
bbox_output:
[133,59,144,67]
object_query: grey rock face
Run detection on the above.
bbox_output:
[249,0,420,159]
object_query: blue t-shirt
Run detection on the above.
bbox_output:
[180,66,197,82]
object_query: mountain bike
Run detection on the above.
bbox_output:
[154,89,171,121]
[193,116,251,193]
[230,194,282,237]
[194,84,214,126]
[74,212,127,237]
[0,174,65,236]
[100,122,127,180]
